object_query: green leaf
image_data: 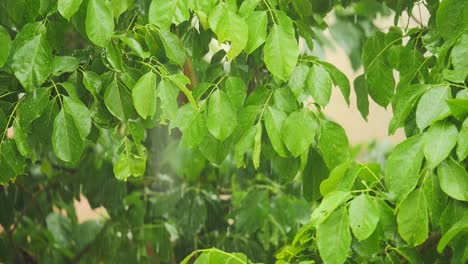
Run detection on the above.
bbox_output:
[282,109,318,157]
[235,190,269,234]
[210,5,248,60]
[303,148,329,201]
[111,0,130,20]
[245,11,267,55]
[362,32,395,107]
[159,30,186,66]
[86,0,114,47]
[52,109,84,162]
[0,139,26,184]
[437,157,468,201]
[317,207,351,264]
[318,120,350,170]
[177,105,207,148]
[53,56,80,76]
[311,191,352,226]
[385,135,424,202]
[389,84,429,134]
[104,78,135,121]
[234,125,256,167]
[82,71,102,96]
[451,33,468,70]
[115,35,150,59]
[437,214,468,253]
[149,0,189,29]
[225,76,247,110]
[348,194,380,241]
[354,74,369,120]
[253,123,262,169]
[12,33,53,92]
[320,161,354,196]
[457,119,468,161]
[263,24,299,81]
[63,96,91,138]
[105,41,124,71]
[447,98,468,120]
[264,107,288,157]
[422,171,447,227]
[307,64,332,107]
[114,145,147,180]
[207,89,237,141]
[320,61,351,105]
[436,0,468,41]
[0,25,11,68]
[288,64,309,102]
[238,0,260,17]
[273,87,297,113]
[416,86,451,130]
[58,0,82,20]
[157,79,180,123]
[17,88,50,127]
[199,133,229,164]
[397,188,429,246]
[13,119,30,157]
[423,120,458,169]
[132,71,157,119]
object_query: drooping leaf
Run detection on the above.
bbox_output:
[82,71,102,97]
[149,0,190,29]
[253,123,262,169]
[457,119,468,161]
[52,56,80,76]
[52,109,84,163]
[422,171,447,228]
[63,96,92,138]
[234,125,257,167]
[348,194,380,241]
[354,74,369,120]
[320,61,351,105]
[0,25,11,68]
[288,64,309,102]
[311,191,352,226]
[264,107,288,157]
[385,135,424,202]
[307,64,332,107]
[114,145,147,180]
[86,0,114,47]
[12,32,53,92]
[447,98,468,120]
[157,79,180,123]
[317,207,351,264]
[416,86,451,130]
[389,84,429,134]
[104,78,135,121]
[362,32,395,107]
[159,30,186,66]
[58,0,83,20]
[303,148,329,201]
[209,5,248,60]
[451,33,468,70]
[245,11,267,55]
[423,120,458,169]
[437,214,468,253]
[225,76,247,110]
[263,24,299,81]
[437,157,468,202]
[175,105,207,148]
[17,88,50,127]
[115,35,150,59]
[0,139,26,184]
[318,120,350,170]
[397,188,429,246]
[207,89,237,141]
[320,161,354,196]
[282,109,318,157]
[436,0,468,41]
[132,71,157,119]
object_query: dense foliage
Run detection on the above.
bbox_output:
[0,0,467,263]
